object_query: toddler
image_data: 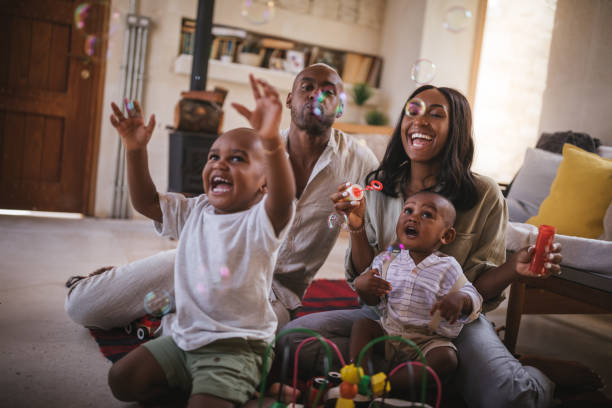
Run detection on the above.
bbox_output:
[350,191,482,388]
[106,75,296,407]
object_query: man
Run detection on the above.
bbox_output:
[65,63,379,331]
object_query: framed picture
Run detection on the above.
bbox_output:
[285,50,304,74]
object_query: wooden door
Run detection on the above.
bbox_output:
[0,0,108,214]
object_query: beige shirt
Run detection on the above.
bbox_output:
[345,173,508,312]
[272,128,379,310]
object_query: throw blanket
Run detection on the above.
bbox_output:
[506,222,612,274]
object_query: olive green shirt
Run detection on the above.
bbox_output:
[345,173,508,312]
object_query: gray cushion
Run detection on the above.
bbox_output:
[506,148,562,222]
[598,145,612,159]
[600,200,612,241]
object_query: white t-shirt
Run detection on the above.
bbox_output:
[154,192,294,351]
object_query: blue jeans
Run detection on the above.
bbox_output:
[279,307,554,408]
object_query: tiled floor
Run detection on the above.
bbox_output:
[0,215,610,407]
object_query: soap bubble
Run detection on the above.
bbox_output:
[443,6,472,33]
[410,59,436,84]
[328,213,348,230]
[405,97,426,117]
[75,3,93,32]
[337,92,347,117]
[241,0,275,25]
[105,11,121,58]
[144,290,173,316]
[220,265,231,279]
[313,90,346,118]
[74,2,106,35]
[84,35,100,56]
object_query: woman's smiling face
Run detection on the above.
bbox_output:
[400,88,450,163]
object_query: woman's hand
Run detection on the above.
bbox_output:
[514,243,563,277]
[110,100,156,151]
[330,182,366,230]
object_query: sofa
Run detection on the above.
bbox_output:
[502,138,612,353]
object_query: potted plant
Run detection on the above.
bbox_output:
[238,36,263,67]
[365,109,388,126]
[349,82,374,123]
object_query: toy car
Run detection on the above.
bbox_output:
[124,315,161,341]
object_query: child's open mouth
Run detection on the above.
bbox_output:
[210,176,233,194]
[404,226,418,238]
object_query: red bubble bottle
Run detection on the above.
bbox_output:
[529,225,556,275]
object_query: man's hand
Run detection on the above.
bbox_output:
[110,100,156,151]
[330,182,366,230]
[231,74,282,141]
[514,243,563,278]
[355,268,391,300]
[430,292,469,324]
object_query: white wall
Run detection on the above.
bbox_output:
[472,0,556,183]
[538,0,612,146]
[213,0,383,55]
[94,0,196,218]
[378,0,427,124]
[419,0,480,96]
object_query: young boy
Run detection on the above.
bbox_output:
[106,75,296,407]
[350,191,482,388]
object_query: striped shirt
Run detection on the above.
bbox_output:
[372,250,482,338]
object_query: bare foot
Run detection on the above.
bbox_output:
[266,382,301,402]
[519,355,603,390]
[66,266,115,293]
[245,383,302,407]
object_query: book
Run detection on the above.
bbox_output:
[210,37,220,59]
[366,57,382,88]
[342,52,363,84]
[356,56,373,83]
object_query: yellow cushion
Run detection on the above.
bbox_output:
[527,144,612,238]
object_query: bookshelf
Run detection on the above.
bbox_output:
[173,56,385,107]
[177,20,383,88]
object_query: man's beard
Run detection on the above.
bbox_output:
[291,105,335,135]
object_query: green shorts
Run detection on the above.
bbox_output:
[143,336,273,405]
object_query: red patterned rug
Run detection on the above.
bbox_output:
[89,279,359,362]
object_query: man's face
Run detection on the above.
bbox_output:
[286,65,344,134]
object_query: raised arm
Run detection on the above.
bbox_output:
[110,100,162,223]
[232,75,296,235]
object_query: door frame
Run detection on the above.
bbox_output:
[83,2,111,216]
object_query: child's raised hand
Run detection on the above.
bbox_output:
[231,74,282,141]
[430,292,466,324]
[110,100,156,151]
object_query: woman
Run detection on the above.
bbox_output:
[280,85,561,408]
